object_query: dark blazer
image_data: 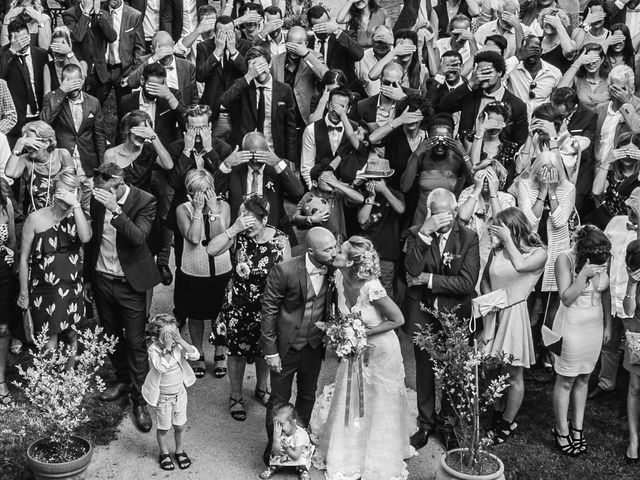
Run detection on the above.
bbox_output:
[86,185,162,292]
[354,88,418,124]
[159,0,208,42]
[0,45,48,139]
[221,77,298,162]
[403,220,480,334]
[567,102,597,213]
[196,39,250,122]
[394,0,432,32]
[260,255,335,359]
[119,89,187,147]
[221,163,304,239]
[308,31,364,97]
[63,6,117,83]
[438,84,529,146]
[114,4,146,77]
[425,77,467,112]
[40,90,107,174]
[127,55,198,106]
[126,0,147,13]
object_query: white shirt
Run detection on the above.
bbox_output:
[605,215,636,318]
[506,60,561,119]
[305,253,326,295]
[163,56,179,90]
[300,115,344,188]
[624,3,640,39]
[68,92,84,132]
[143,0,160,41]
[376,96,396,127]
[19,48,37,116]
[478,84,505,121]
[596,102,624,162]
[255,79,274,151]
[138,90,156,128]
[267,35,287,57]
[182,0,197,37]
[474,20,533,59]
[355,48,382,96]
[247,164,265,196]
[107,2,124,64]
[96,186,130,277]
[436,38,471,64]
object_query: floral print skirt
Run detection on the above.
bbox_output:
[215,301,263,359]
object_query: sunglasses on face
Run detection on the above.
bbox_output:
[93,170,123,182]
[529,81,537,99]
[381,79,399,88]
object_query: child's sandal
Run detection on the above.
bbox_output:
[175,451,191,470]
[159,453,175,471]
[259,466,278,479]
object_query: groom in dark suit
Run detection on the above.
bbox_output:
[261,227,338,465]
[403,188,480,449]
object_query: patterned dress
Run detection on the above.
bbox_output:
[0,223,15,325]
[215,228,289,358]
[29,215,84,335]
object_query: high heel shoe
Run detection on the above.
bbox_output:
[491,418,518,445]
[569,421,587,453]
[552,427,582,457]
[625,454,639,465]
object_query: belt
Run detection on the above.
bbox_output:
[97,271,128,282]
[106,63,122,70]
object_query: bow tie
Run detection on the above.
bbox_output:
[310,266,328,276]
[327,125,343,132]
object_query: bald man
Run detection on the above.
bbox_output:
[260,226,338,465]
[402,187,480,449]
[217,131,304,244]
[127,31,198,106]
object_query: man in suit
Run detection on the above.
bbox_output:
[40,64,106,177]
[425,51,465,134]
[260,226,338,465]
[87,162,162,433]
[127,31,198,107]
[0,18,48,147]
[307,5,365,97]
[253,6,286,57]
[217,131,304,242]
[221,46,298,165]
[551,87,598,215]
[403,188,480,449]
[439,50,529,146]
[159,0,208,43]
[196,15,250,141]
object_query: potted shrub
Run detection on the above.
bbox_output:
[413,309,510,480]
[13,324,115,480]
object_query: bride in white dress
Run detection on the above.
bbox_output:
[312,236,415,480]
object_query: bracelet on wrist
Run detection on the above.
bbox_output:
[225,229,234,239]
[473,134,483,140]
[192,214,202,220]
[490,194,498,199]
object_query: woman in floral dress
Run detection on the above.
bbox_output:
[207,197,291,421]
[18,168,91,355]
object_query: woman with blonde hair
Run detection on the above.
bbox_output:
[1,0,52,49]
[174,169,232,379]
[17,167,91,355]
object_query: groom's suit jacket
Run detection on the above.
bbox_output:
[402,220,480,335]
[261,255,335,359]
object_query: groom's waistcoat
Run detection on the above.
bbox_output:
[291,271,326,351]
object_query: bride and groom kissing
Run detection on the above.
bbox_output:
[260,227,415,480]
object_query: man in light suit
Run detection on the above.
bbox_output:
[260,226,338,465]
[40,64,106,177]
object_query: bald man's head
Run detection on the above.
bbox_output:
[306,227,338,266]
[151,31,175,66]
[242,131,269,153]
[380,62,403,98]
[287,26,307,43]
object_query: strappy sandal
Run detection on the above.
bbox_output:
[260,466,278,479]
[0,382,11,405]
[159,453,175,471]
[229,396,246,421]
[213,354,227,379]
[552,427,582,457]
[569,421,587,453]
[254,387,270,407]
[193,354,206,379]
[175,451,191,470]
[491,418,518,445]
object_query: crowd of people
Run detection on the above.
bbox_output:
[0,0,640,477]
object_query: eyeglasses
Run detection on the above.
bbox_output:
[381,79,400,88]
[93,170,123,182]
[529,81,537,99]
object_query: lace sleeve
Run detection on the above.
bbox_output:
[367,279,387,302]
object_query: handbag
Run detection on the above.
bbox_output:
[542,296,564,356]
[626,331,640,366]
[23,309,35,345]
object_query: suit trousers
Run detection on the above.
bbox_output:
[150,170,174,266]
[94,273,149,405]
[91,66,131,122]
[596,315,625,391]
[263,344,323,465]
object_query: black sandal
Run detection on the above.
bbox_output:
[491,418,517,445]
[0,381,11,406]
[552,427,582,457]
[213,354,227,379]
[254,388,270,406]
[193,354,206,379]
[159,453,175,471]
[229,396,246,421]
[175,451,191,470]
[569,421,587,453]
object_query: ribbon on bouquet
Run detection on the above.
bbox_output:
[345,355,365,427]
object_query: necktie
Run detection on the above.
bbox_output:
[257,86,265,133]
[250,169,260,195]
[18,55,37,114]
[319,39,326,57]
[108,11,117,64]
[438,233,447,257]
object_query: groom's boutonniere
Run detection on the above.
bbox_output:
[442,252,461,268]
[265,180,275,192]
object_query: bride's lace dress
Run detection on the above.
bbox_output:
[311,271,416,480]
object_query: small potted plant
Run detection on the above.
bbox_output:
[414,308,510,480]
[13,323,116,480]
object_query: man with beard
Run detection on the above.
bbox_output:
[355,25,394,96]
[436,14,477,64]
[120,63,187,148]
[40,64,106,178]
[439,50,529,146]
[474,0,531,60]
[253,6,286,57]
[505,35,562,118]
[127,31,198,107]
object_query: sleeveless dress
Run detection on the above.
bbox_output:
[25,150,73,214]
[485,249,544,368]
[311,272,416,480]
[29,214,84,335]
[553,253,609,376]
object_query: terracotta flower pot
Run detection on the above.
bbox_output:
[435,448,505,480]
[27,436,93,480]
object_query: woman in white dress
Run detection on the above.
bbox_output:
[312,236,414,480]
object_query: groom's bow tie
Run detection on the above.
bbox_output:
[310,266,328,276]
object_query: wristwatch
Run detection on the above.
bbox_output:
[112,206,123,217]
[12,149,21,156]
[148,134,157,142]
